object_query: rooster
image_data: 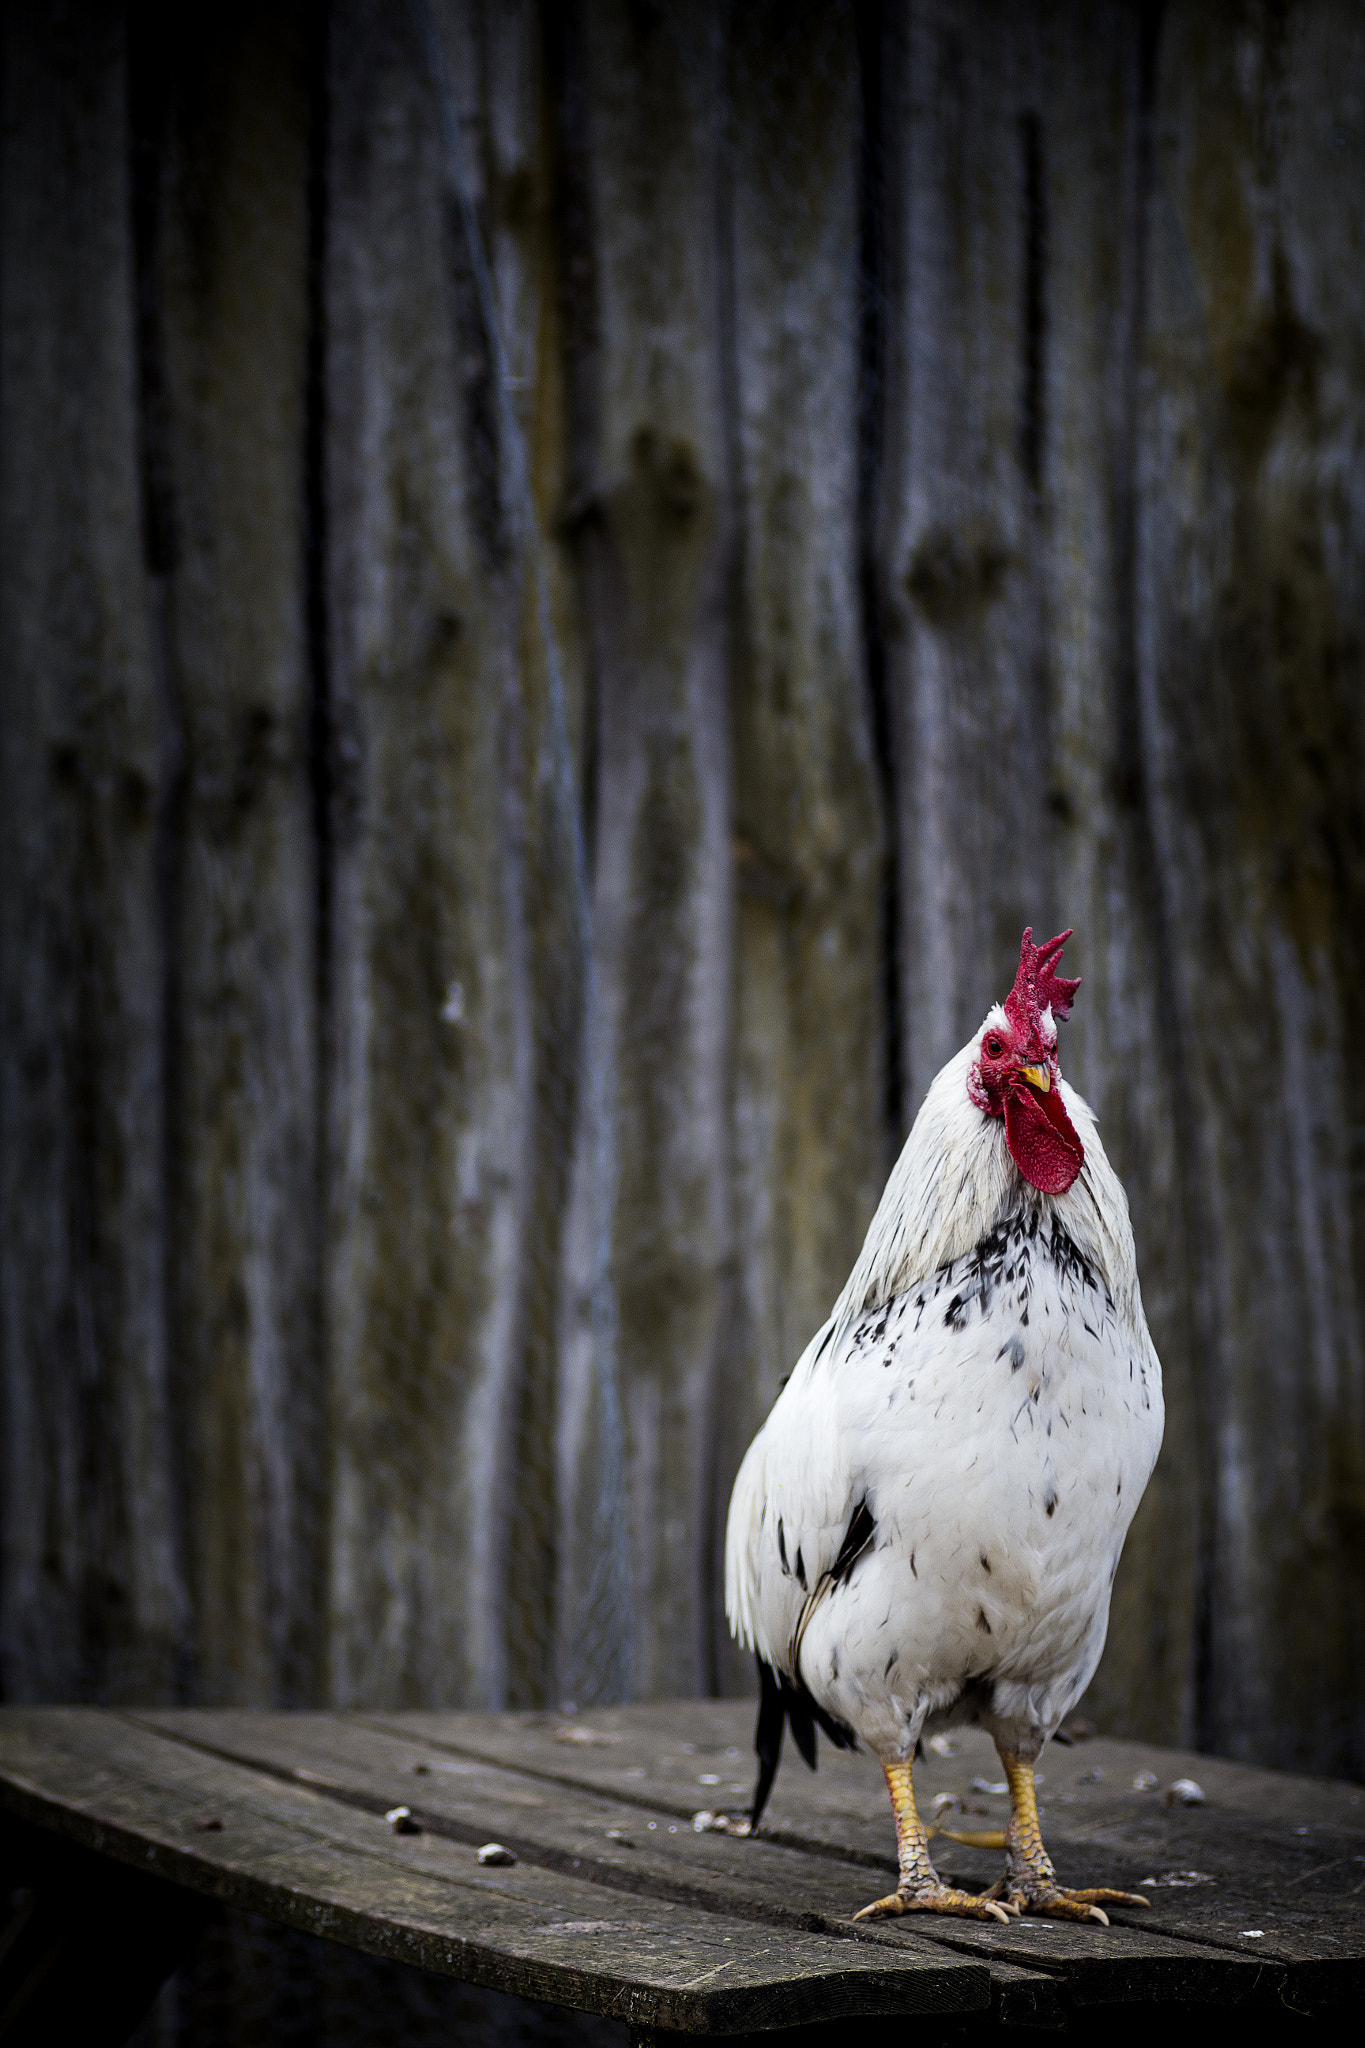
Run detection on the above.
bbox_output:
[725,930,1163,1924]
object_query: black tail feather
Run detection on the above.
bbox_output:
[749,1653,857,1832]
[785,1680,818,1771]
[750,1656,787,1830]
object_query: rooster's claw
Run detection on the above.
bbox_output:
[989,1880,1149,1924]
[855,1884,1012,1924]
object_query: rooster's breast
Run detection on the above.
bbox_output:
[794,1212,1163,1760]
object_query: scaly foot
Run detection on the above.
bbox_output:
[994,1749,1149,1927]
[861,1761,1016,1924]
[985,1876,1148,1926]
[856,1882,1014,1924]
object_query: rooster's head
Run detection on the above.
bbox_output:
[968,928,1084,1196]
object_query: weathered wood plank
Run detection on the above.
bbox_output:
[0,0,185,1700]
[363,1706,1360,2003]
[462,0,595,1712]
[393,1702,1363,1841]
[132,1709,937,1942]
[323,0,545,1708]
[142,1,321,1707]
[135,1706,1311,2013]
[1030,2,1204,1745]
[1135,0,1365,1775]
[555,0,734,1704]
[410,0,594,1716]
[719,0,890,1696]
[123,1715,1065,2028]
[878,0,1052,1105]
[0,1711,990,2031]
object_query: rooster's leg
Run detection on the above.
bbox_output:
[990,1750,1149,1925]
[854,1762,1013,1923]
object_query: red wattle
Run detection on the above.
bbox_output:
[1003,1082,1084,1195]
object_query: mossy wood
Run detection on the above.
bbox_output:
[2,0,1364,1783]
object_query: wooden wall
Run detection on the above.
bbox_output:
[2,0,1363,1779]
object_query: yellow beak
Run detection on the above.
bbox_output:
[1020,1063,1050,1092]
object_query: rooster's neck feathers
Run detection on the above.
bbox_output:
[828,1016,1145,1349]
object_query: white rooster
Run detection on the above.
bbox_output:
[725,930,1163,1924]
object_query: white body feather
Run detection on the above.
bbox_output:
[724,1022,1163,1765]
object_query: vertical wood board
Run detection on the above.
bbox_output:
[1135,0,1365,1771]
[719,0,888,1692]
[0,0,185,1702]
[880,0,1053,1109]
[146,1,321,1706]
[1033,0,1203,1744]
[555,0,735,1702]
[324,0,534,1708]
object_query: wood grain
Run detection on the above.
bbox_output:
[132,1705,1337,2008]
[361,1701,1364,2003]
[12,1703,1362,2013]
[0,1709,989,2031]
[1031,0,1204,1746]
[471,0,594,1714]
[1135,0,1365,1772]
[1,0,1364,1795]
[0,0,186,1702]
[879,0,1052,1106]
[323,0,545,1710]
[557,0,734,1705]
[719,0,889,1696]
[145,1,321,1708]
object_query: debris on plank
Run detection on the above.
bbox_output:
[692,1809,750,1836]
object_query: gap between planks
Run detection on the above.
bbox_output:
[350,1714,1332,1973]
[122,1710,1286,2000]
[0,1710,987,2032]
[124,1710,972,1949]
[351,1709,1365,1976]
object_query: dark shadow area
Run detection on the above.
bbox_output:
[127,1906,628,2048]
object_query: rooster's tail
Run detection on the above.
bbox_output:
[748,1653,856,1833]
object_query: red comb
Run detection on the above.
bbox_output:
[1004,928,1080,1037]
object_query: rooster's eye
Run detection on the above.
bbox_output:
[986,1036,1003,1058]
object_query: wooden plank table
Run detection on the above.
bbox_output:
[0,1701,1359,2042]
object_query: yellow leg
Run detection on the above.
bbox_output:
[853,1761,1014,1923]
[991,1751,1149,1925]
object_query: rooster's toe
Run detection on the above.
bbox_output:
[854,1884,1012,1924]
[1008,1883,1149,1923]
